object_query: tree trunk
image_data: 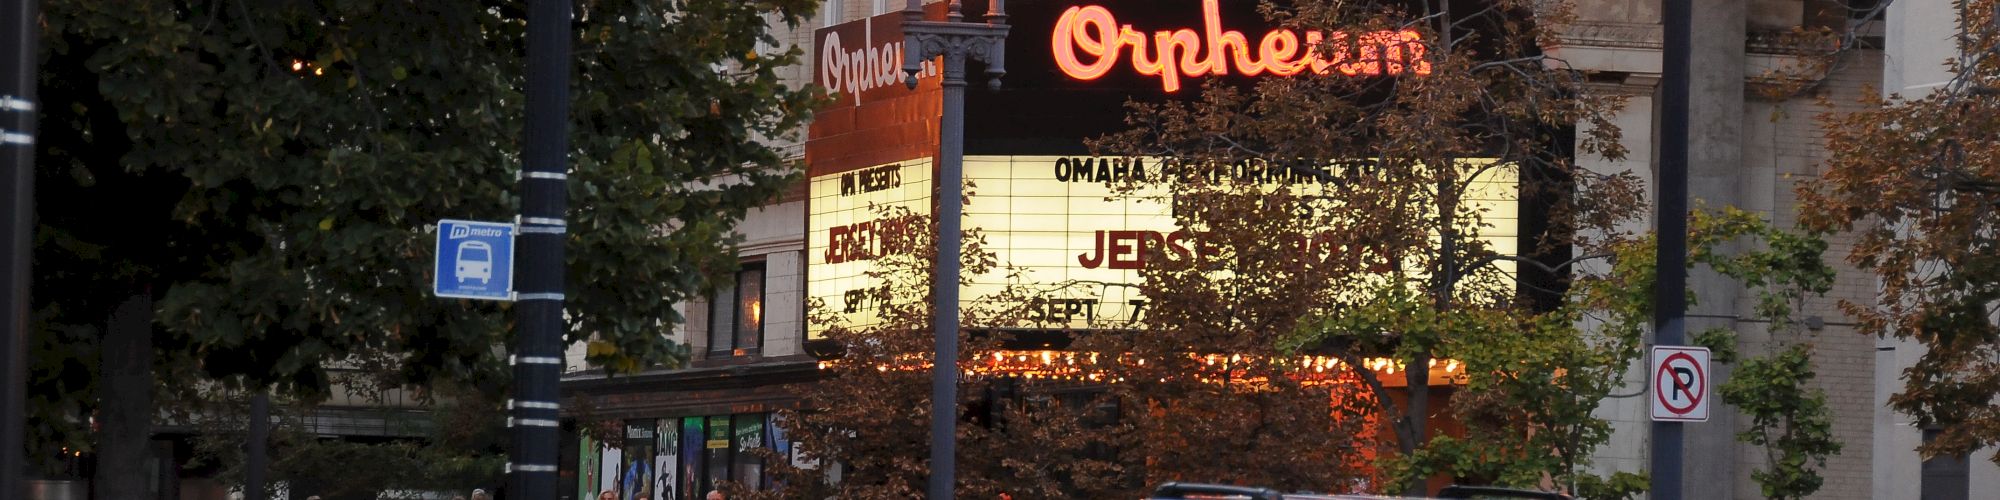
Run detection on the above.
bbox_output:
[1404,353,1430,496]
[95,293,154,500]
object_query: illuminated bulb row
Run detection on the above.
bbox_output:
[823,351,1465,380]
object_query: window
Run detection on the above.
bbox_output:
[823,0,842,27]
[1922,428,1969,500]
[709,264,765,356]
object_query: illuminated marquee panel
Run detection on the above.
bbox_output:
[806,160,934,339]
[961,155,1517,330]
[805,155,1519,337]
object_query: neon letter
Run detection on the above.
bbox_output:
[1052,6,1121,81]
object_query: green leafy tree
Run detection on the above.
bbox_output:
[184,381,508,500]
[32,0,818,493]
[1689,207,1842,500]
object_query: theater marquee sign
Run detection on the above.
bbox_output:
[806,156,1519,338]
[806,1,1510,338]
[807,160,934,337]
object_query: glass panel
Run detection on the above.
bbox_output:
[621,421,656,500]
[733,414,766,489]
[705,416,733,493]
[657,420,680,500]
[679,417,705,500]
[578,435,599,500]
[1923,429,1969,500]
[598,443,623,500]
[737,268,765,350]
[709,283,736,353]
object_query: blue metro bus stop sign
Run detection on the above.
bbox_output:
[434,219,516,300]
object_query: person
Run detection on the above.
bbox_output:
[705,490,725,500]
[598,490,618,500]
[470,489,491,500]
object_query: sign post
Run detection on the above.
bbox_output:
[433,219,518,301]
[1652,0,1693,497]
[1,0,36,497]
[1651,346,1710,423]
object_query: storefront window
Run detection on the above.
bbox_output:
[733,414,765,487]
[704,415,733,495]
[655,420,681,500]
[678,417,705,500]
[595,413,774,500]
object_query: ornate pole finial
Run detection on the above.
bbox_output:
[986,0,1007,26]
[901,0,926,89]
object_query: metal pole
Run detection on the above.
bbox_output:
[510,0,571,497]
[1651,0,1691,498]
[0,1,38,497]
[901,2,1007,498]
[928,47,968,500]
[245,393,269,500]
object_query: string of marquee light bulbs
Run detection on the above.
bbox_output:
[818,350,1468,387]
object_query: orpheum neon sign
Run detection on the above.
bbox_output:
[1052,0,1433,92]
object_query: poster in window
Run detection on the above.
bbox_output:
[680,417,705,499]
[733,414,765,488]
[598,443,623,499]
[656,420,680,500]
[623,421,655,500]
[578,435,600,500]
[707,416,732,449]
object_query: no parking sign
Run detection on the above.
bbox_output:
[1651,346,1710,422]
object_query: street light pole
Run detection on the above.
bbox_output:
[1651,0,1691,498]
[0,1,39,498]
[509,0,572,497]
[900,1,1007,498]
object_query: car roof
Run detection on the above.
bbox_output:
[1148,482,1569,500]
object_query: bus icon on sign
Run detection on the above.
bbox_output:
[455,241,493,284]
[434,219,515,301]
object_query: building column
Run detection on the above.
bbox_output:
[1678,0,1744,498]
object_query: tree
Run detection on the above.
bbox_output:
[31,0,819,492]
[1087,0,1645,496]
[1689,207,1843,500]
[752,205,1133,499]
[1801,0,2000,464]
[182,381,509,500]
